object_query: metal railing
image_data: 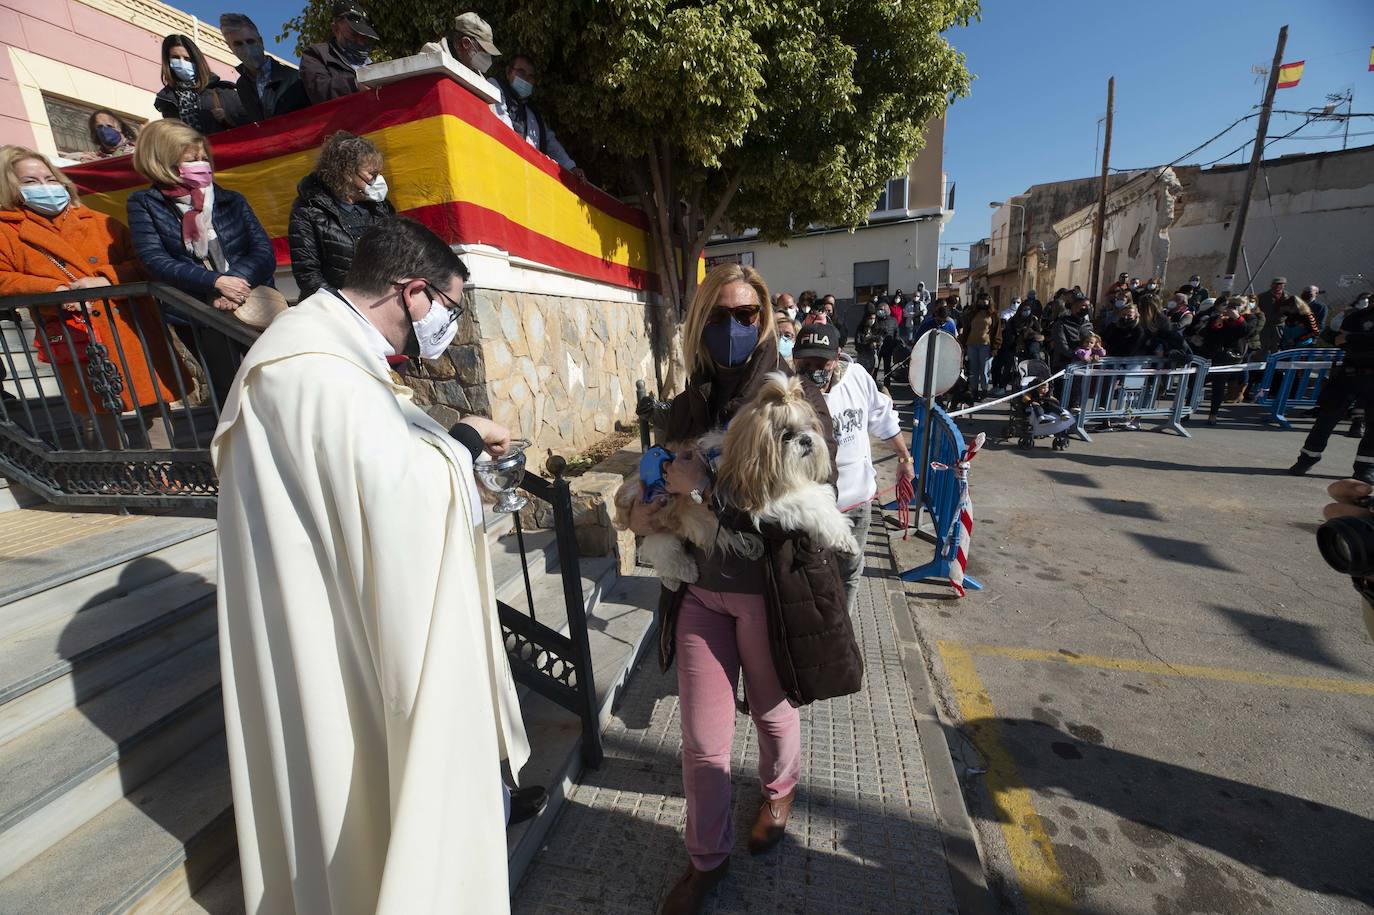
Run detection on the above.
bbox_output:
[0,281,258,510]
[498,461,603,768]
[1255,347,1341,430]
[1059,355,1210,442]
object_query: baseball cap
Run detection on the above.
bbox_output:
[451,11,501,55]
[793,323,839,360]
[331,0,378,40]
[1271,276,1287,285]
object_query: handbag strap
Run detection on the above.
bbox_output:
[40,251,80,284]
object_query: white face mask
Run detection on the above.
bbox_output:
[361,173,388,203]
[468,48,492,75]
[411,293,459,359]
[786,307,797,321]
[169,58,196,82]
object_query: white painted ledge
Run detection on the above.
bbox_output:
[356,50,501,105]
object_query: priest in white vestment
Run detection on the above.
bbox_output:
[212,219,529,914]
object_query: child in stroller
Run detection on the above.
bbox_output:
[1005,359,1074,450]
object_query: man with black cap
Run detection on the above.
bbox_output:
[300,0,380,104]
[793,323,913,614]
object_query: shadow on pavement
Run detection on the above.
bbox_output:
[1079,497,1166,521]
[1018,447,1349,480]
[1210,605,1356,674]
[1125,532,1238,572]
[971,716,1374,908]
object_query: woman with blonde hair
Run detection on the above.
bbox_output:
[0,145,182,448]
[630,263,843,914]
[126,118,274,403]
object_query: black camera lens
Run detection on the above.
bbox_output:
[1316,514,1374,576]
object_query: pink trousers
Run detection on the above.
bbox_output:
[676,586,801,870]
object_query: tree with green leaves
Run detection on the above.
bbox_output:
[284,0,976,387]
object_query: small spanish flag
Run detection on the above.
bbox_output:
[1368,46,1373,72]
[1277,59,1305,89]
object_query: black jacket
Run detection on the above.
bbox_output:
[232,59,310,122]
[127,185,276,300]
[287,173,396,299]
[1049,314,1093,368]
[300,41,361,104]
[154,80,244,135]
[1102,320,1149,357]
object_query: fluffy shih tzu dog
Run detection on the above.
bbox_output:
[614,372,859,588]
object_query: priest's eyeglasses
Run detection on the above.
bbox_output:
[394,280,465,320]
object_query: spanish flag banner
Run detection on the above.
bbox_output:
[1368,46,1373,72]
[64,75,656,291]
[1276,59,1305,89]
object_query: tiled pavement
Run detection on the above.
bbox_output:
[513,510,959,914]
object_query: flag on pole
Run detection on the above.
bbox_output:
[947,433,985,598]
[1368,46,1373,72]
[1277,59,1305,89]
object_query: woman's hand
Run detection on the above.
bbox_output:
[212,295,240,311]
[459,415,512,457]
[628,488,668,535]
[664,449,708,497]
[214,275,252,305]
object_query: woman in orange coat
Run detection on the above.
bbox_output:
[0,145,182,448]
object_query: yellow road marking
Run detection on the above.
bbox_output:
[964,644,1374,697]
[937,641,1073,914]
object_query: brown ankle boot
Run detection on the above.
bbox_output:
[659,859,729,915]
[748,788,797,855]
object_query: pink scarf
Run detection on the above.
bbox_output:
[158,183,211,258]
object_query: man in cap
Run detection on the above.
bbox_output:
[792,323,912,614]
[422,11,502,77]
[300,0,380,103]
[1257,276,1298,355]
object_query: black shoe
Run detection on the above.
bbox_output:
[1288,454,1320,476]
[509,785,548,826]
[1348,421,1364,439]
[1356,464,1374,488]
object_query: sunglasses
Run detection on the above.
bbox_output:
[709,305,760,326]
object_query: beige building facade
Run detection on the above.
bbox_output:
[704,116,950,323]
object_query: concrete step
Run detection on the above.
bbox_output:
[0,637,223,882]
[0,596,217,748]
[0,475,40,514]
[0,511,215,609]
[504,572,658,888]
[0,531,216,642]
[172,860,241,914]
[0,734,234,914]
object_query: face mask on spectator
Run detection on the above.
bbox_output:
[785,307,797,321]
[1019,307,1030,316]
[510,76,534,100]
[94,125,123,148]
[410,291,460,359]
[1113,297,1125,307]
[778,335,795,359]
[339,38,371,64]
[178,161,214,189]
[702,318,758,367]
[804,367,830,387]
[20,183,70,216]
[469,48,493,75]
[169,58,196,82]
[361,174,388,203]
[1147,283,1158,291]
[878,307,890,318]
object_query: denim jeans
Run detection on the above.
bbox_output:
[837,504,873,615]
[967,343,992,393]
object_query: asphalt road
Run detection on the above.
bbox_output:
[878,389,1374,915]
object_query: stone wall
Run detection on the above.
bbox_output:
[404,287,657,457]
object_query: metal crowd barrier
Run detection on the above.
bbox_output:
[894,400,982,591]
[1255,347,1341,430]
[1058,355,1210,443]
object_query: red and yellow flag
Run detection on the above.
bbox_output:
[1277,59,1305,89]
[1367,46,1373,72]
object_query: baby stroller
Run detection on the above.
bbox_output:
[1005,359,1074,450]
[939,368,978,414]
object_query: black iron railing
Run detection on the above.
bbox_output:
[0,281,257,510]
[497,461,603,768]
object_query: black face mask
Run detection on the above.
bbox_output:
[805,368,830,387]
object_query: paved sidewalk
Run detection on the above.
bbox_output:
[513,512,959,914]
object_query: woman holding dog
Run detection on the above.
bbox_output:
[632,263,856,914]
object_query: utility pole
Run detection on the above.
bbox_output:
[1225,25,1287,292]
[1088,77,1113,307]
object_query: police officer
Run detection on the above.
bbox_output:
[1290,291,1374,483]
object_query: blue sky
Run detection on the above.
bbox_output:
[938,0,1374,268]
[185,0,1373,269]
